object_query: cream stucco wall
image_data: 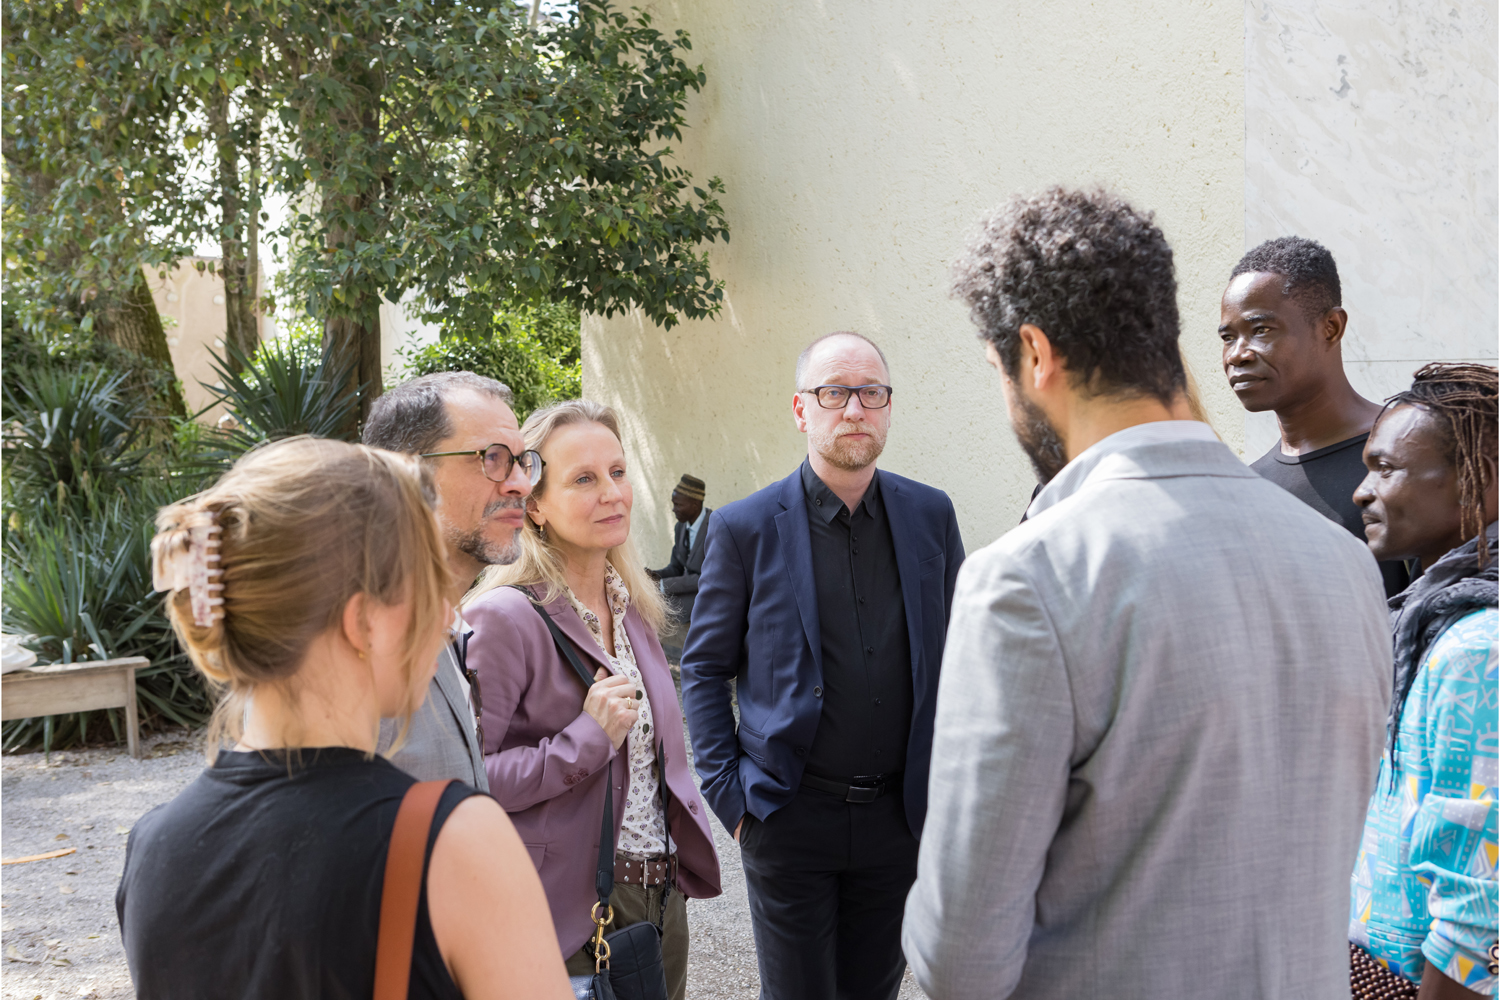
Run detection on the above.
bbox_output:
[147,259,266,420]
[1242,0,1499,457]
[584,1,1247,564]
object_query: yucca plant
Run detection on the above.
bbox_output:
[2,361,212,753]
[191,336,362,468]
[1,367,145,495]
[2,481,212,753]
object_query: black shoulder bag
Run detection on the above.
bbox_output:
[513,587,670,1000]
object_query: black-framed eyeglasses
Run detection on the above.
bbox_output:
[801,384,893,409]
[419,443,545,486]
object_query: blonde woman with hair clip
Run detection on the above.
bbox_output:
[464,401,720,1000]
[115,436,572,1000]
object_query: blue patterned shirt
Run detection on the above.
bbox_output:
[1350,607,1499,994]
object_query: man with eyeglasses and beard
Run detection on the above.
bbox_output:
[681,331,965,1000]
[362,371,541,790]
[902,189,1391,1000]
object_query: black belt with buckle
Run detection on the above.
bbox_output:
[800,771,902,803]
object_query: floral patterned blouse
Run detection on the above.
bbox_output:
[565,563,668,858]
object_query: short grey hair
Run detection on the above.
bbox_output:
[795,331,890,390]
[362,372,513,456]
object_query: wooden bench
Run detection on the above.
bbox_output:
[1,656,146,758]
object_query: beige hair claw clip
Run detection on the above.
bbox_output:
[151,509,225,627]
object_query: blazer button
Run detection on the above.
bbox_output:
[794,746,806,756]
[813,686,822,697]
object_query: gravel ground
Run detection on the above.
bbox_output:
[1,732,205,1000]
[2,728,926,1000]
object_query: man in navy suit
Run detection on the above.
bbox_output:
[681,331,965,1000]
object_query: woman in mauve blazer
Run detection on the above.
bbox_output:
[462,400,719,999]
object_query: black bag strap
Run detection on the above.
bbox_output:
[512,586,616,909]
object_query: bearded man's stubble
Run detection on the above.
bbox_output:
[453,496,526,566]
[808,419,888,472]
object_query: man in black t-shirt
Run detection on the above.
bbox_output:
[1219,237,1411,597]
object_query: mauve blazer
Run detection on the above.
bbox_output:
[463,584,721,957]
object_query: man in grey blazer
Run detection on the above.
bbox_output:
[363,371,539,790]
[902,189,1392,999]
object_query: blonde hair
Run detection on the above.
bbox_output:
[154,436,453,756]
[469,400,669,633]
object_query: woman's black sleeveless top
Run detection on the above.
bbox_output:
[116,747,479,1000]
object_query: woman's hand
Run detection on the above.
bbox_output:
[583,667,639,749]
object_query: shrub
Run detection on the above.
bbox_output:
[189,334,361,470]
[1,303,183,423]
[2,352,212,752]
[2,368,145,495]
[402,300,581,421]
[2,481,213,752]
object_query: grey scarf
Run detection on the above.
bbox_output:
[1385,521,1498,764]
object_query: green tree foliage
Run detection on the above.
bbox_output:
[4,0,728,426]
[402,300,582,422]
[0,304,184,424]
[1,0,199,407]
[274,0,727,422]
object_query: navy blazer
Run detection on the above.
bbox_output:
[680,466,965,838]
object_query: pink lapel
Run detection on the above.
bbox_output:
[536,591,615,679]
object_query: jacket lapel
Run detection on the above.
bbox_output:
[539,593,616,681]
[687,508,712,570]
[623,608,675,744]
[430,644,475,736]
[773,473,823,673]
[880,474,926,681]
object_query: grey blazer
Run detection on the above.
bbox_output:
[902,428,1391,1000]
[655,508,712,606]
[378,644,488,791]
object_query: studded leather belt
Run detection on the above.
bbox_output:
[614,854,676,887]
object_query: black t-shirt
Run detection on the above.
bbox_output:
[117,747,478,1000]
[1251,433,1412,598]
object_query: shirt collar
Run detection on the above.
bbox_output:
[1026,420,1220,519]
[688,506,709,532]
[564,561,634,660]
[800,458,882,523]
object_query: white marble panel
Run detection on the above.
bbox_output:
[1242,0,1498,452]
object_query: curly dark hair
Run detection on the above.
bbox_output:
[951,187,1184,403]
[1380,362,1499,567]
[1230,236,1341,320]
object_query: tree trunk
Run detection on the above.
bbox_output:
[323,311,382,433]
[318,59,386,434]
[95,267,188,417]
[209,94,260,371]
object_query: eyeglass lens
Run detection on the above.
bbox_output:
[814,385,891,409]
[480,444,544,485]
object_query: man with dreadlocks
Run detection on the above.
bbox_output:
[1349,363,1498,999]
[1219,236,1411,597]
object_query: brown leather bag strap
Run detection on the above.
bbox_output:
[374,780,453,1000]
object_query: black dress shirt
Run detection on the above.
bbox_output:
[800,460,912,782]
